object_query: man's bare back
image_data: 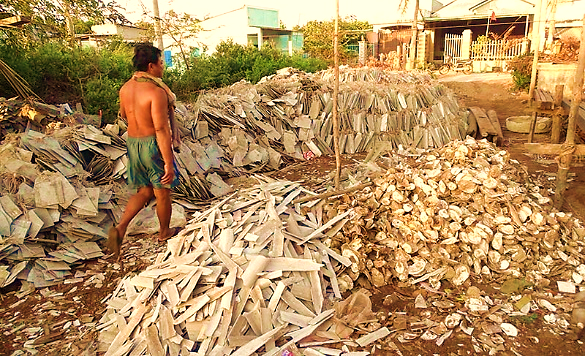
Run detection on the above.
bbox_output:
[119,79,169,138]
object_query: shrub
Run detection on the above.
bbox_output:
[1,39,327,121]
[0,41,134,123]
[169,40,327,100]
[508,53,532,92]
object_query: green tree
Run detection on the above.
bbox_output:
[0,0,129,46]
[160,10,202,70]
[294,17,371,62]
[135,20,156,43]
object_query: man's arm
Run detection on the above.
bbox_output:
[151,88,175,185]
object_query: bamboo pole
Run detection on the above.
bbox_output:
[333,0,341,190]
[528,0,543,100]
[554,15,585,209]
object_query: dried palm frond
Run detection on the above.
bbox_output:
[0,59,41,101]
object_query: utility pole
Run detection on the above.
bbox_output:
[406,0,420,70]
[153,0,164,50]
[528,0,543,101]
[547,0,558,50]
[333,0,341,190]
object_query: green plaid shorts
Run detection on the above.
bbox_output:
[126,136,179,189]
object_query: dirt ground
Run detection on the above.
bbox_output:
[1,72,585,355]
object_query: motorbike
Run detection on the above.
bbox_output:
[439,57,473,75]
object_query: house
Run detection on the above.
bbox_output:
[76,24,149,47]
[164,5,303,60]
[373,0,584,71]
[424,0,536,70]
[372,0,444,56]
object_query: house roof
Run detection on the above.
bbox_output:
[428,0,535,21]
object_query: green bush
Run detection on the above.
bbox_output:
[0,41,134,123]
[1,39,327,122]
[168,40,328,100]
[508,53,532,92]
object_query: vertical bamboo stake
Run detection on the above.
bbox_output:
[333,0,341,190]
[554,15,585,208]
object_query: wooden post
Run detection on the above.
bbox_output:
[551,85,564,144]
[554,15,585,209]
[528,0,543,101]
[528,111,538,143]
[333,0,341,190]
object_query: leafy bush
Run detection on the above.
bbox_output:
[168,40,328,100]
[0,41,134,123]
[508,53,532,92]
[1,39,327,122]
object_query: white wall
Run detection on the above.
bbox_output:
[163,6,265,58]
[91,24,147,42]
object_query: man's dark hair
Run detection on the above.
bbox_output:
[133,43,162,72]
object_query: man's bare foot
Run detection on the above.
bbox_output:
[106,227,123,260]
[158,227,180,243]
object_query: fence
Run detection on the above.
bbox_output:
[470,39,525,61]
[443,34,462,63]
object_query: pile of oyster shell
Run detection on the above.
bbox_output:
[322,137,585,349]
[330,137,585,290]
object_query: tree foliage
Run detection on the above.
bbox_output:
[160,10,202,70]
[294,17,371,62]
[0,0,129,46]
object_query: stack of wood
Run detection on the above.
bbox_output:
[467,107,503,146]
[97,176,390,355]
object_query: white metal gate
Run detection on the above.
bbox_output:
[443,34,462,64]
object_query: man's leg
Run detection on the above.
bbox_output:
[153,187,175,242]
[115,186,154,240]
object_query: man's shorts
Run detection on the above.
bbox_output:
[126,136,180,189]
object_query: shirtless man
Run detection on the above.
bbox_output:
[106,44,180,259]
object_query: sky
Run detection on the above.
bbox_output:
[118,0,418,28]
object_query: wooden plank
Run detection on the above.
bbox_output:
[145,324,165,356]
[229,325,285,356]
[486,110,503,146]
[524,143,585,156]
[264,257,322,272]
[281,290,316,317]
[173,294,210,325]
[469,107,497,137]
[298,210,352,244]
